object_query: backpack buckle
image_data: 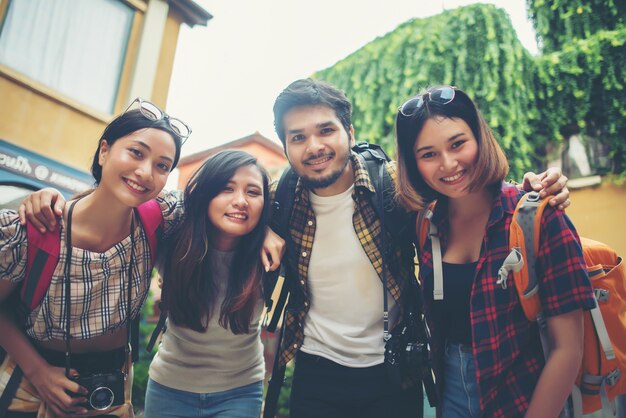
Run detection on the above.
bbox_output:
[606,369,621,386]
[594,288,610,303]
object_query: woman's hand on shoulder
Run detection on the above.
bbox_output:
[17,188,66,233]
[261,227,285,272]
[521,167,570,211]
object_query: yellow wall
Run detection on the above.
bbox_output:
[152,11,182,107]
[566,182,626,257]
[0,0,186,172]
[0,76,106,172]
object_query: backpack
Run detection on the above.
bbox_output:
[0,199,163,413]
[23,199,163,311]
[416,191,626,417]
[262,141,420,418]
[506,191,626,417]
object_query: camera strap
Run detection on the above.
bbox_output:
[379,161,391,342]
[63,200,135,378]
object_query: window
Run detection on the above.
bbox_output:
[0,0,134,114]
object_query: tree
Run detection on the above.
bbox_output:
[314,2,626,177]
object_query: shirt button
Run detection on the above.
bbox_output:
[304,301,309,307]
[293,344,298,349]
[300,279,305,285]
[359,190,364,195]
[307,220,313,226]
[302,251,308,257]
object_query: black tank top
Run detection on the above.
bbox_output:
[424,261,477,345]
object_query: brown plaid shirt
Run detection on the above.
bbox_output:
[271,154,417,368]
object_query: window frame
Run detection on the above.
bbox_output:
[0,0,147,121]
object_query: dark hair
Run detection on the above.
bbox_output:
[163,150,271,334]
[90,109,183,184]
[395,87,509,211]
[273,78,353,146]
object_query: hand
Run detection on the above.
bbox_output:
[521,167,570,211]
[18,187,66,232]
[261,227,285,272]
[26,363,89,417]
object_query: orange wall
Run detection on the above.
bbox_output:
[566,182,626,257]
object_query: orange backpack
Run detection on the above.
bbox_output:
[504,191,626,417]
[416,192,626,417]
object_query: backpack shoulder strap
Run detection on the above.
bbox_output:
[271,168,298,239]
[415,201,437,254]
[353,142,412,241]
[134,199,164,354]
[136,199,163,266]
[507,191,550,321]
[23,223,61,310]
[262,168,299,333]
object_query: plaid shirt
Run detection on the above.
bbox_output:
[271,154,417,368]
[418,184,595,417]
[0,191,184,341]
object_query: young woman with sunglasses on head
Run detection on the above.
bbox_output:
[394,86,596,418]
[142,150,272,418]
[0,99,189,418]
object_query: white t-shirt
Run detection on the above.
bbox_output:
[301,185,398,367]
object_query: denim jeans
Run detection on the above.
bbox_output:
[143,378,263,418]
[441,342,481,418]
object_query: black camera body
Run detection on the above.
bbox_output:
[72,371,125,410]
[384,329,429,387]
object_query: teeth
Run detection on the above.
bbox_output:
[306,156,331,165]
[227,213,247,220]
[126,179,146,192]
[442,171,465,182]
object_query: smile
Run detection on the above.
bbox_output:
[441,170,466,183]
[304,155,333,166]
[225,213,248,221]
[124,178,148,193]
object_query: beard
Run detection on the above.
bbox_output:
[298,150,351,190]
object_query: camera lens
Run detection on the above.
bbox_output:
[89,387,115,410]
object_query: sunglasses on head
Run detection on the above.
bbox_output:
[398,86,456,117]
[124,97,192,143]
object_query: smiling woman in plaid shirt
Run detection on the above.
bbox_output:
[395,86,596,418]
[0,100,188,418]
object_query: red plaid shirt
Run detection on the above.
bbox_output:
[418,184,595,417]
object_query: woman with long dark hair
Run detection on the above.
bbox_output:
[0,98,188,418]
[143,150,272,418]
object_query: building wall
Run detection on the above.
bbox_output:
[567,182,626,257]
[177,142,288,189]
[0,0,187,171]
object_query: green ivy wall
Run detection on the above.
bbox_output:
[314,3,626,178]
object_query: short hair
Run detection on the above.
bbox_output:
[394,87,509,211]
[273,78,352,146]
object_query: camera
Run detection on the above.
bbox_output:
[71,371,125,410]
[385,332,428,385]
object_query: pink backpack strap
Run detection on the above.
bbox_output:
[136,199,164,265]
[23,223,61,310]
